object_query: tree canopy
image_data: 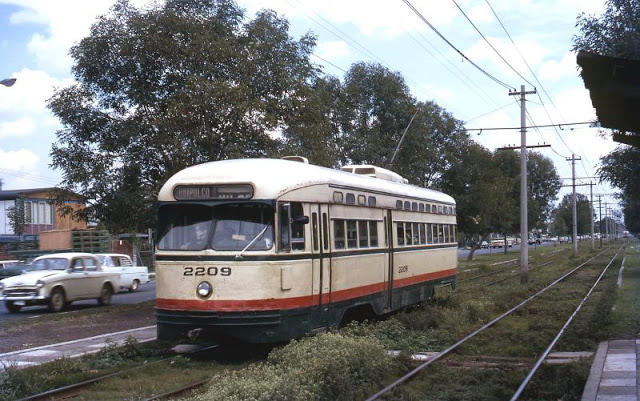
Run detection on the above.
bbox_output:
[573,0,640,232]
[48,0,318,232]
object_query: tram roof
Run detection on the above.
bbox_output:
[158,158,455,204]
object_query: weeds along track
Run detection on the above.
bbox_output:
[15,344,229,401]
[368,243,626,401]
[455,248,571,295]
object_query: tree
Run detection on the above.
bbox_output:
[553,193,594,236]
[47,0,318,233]
[573,0,640,59]
[573,0,640,232]
[7,193,29,241]
[598,145,640,232]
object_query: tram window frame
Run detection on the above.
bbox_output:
[370,221,379,247]
[396,222,405,246]
[419,223,426,244]
[425,203,430,213]
[412,202,418,211]
[368,196,376,207]
[438,205,443,214]
[278,203,291,251]
[443,225,450,243]
[346,220,357,248]
[334,219,345,249]
[431,205,437,213]
[290,202,306,251]
[358,195,366,206]
[346,193,356,205]
[396,200,403,209]
[322,213,329,251]
[333,192,344,203]
[437,224,444,243]
[419,203,424,212]
[312,213,319,251]
[427,223,433,244]
[358,220,369,247]
[412,222,420,244]
[404,201,410,210]
[405,222,413,245]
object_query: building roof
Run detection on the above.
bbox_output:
[577,50,640,146]
[0,188,56,201]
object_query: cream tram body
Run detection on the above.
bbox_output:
[155,158,457,343]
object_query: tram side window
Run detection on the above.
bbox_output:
[443,225,450,243]
[369,221,378,247]
[437,224,444,243]
[397,223,405,246]
[278,202,306,252]
[412,222,420,244]
[347,220,357,248]
[358,221,369,248]
[419,223,425,244]
[312,213,319,251]
[405,223,413,245]
[334,219,345,249]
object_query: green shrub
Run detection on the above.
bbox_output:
[193,332,399,401]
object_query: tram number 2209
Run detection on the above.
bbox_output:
[183,267,231,276]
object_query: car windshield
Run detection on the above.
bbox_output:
[30,258,68,271]
[157,203,274,251]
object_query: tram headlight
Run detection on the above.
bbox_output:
[196,281,212,299]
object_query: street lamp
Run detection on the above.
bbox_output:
[1,78,17,87]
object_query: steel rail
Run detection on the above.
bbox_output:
[510,245,625,400]
[365,245,617,401]
[17,344,220,401]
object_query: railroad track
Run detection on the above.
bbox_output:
[367,243,625,400]
[17,344,221,401]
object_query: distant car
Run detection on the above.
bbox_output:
[479,241,489,249]
[0,261,32,278]
[0,252,120,313]
[0,260,18,269]
[96,253,150,292]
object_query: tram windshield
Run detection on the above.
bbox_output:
[157,203,274,251]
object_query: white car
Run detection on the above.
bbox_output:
[0,252,120,313]
[96,253,150,292]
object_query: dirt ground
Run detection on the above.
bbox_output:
[0,302,156,354]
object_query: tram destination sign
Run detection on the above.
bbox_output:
[174,184,253,200]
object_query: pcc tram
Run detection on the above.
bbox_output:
[155,157,457,343]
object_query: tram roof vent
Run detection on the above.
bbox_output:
[341,165,408,184]
[282,156,309,163]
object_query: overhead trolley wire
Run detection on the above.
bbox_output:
[452,0,536,89]
[402,0,516,91]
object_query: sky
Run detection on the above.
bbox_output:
[0,0,623,220]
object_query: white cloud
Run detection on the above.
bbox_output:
[0,117,35,139]
[316,40,350,62]
[539,52,579,82]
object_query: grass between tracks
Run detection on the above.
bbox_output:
[1,240,637,401]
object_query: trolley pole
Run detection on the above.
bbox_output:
[509,85,536,284]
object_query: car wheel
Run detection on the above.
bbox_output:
[6,301,21,313]
[48,288,66,312]
[129,279,139,292]
[98,284,113,306]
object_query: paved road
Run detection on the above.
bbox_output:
[0,281,155,323]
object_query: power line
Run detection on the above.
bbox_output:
[452,0,535,88]
[468,121,595,132]
[402,0,516,91]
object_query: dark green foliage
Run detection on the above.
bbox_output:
[48,0,317,233]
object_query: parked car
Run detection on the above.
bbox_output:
[0,252,120,313]
[0,260,18,269]
[96,253,150,292]
[0,259,33,278]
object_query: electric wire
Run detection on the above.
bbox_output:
[452,0,536,88]
[402,0,516,91]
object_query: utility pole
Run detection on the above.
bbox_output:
[597,196,603,248]
[566,154,581,256]
[509,85,536,284]
[589,182,594,251]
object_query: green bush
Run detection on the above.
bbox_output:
[193,332,399,401]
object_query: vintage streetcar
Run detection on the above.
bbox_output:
[155,157,457,343]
